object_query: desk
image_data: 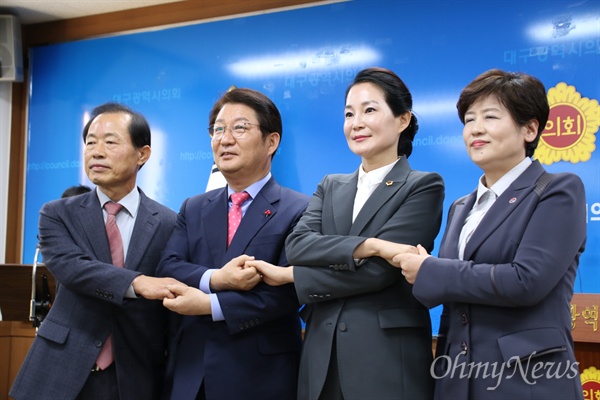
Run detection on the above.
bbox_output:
[0,263,55,400]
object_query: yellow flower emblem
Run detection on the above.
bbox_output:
[535,82,599,165]
[581,366,600,400]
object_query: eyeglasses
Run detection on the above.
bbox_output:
[208,122,260,140]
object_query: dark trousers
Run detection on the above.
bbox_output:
[195,382,206,400]
[76,363,119,400]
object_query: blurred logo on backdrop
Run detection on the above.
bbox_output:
[536,83,599,165]
[581,366,600,400]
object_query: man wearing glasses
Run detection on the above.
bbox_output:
[157,88,310,400]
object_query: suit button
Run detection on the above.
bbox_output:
[338,323,347,332]
[461,314,468,325]
[460,342,468,353]
[95,340,103,348]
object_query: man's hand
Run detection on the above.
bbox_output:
[132,275,181,300]
[245,260,293,286]
[163,282,211,315]
[210,254,262,291]
[391,244,430,284]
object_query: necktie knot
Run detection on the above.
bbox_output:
[105,202,123,216]
[228,191,250,246]
[231,191,250,206]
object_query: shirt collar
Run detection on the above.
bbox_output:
[227,172,271,199]
[96,186,140,218]
[358,158,400,188]
[476,157,532,201]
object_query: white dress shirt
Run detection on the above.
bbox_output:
[353,159,399,222]
[458,157,532,259]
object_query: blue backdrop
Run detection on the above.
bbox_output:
[23,0,600,333]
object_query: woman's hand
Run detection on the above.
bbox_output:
[391,244,430,284]
[245,260,294,286]
[353,238,418,265]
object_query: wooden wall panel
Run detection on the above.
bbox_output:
[0,322,36,400]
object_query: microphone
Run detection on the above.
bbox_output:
[29,243,52,328]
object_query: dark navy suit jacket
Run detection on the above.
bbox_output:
[414,160,586,400]
[157,177,310,400]
[10,188,177,400]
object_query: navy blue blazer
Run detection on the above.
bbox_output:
[413,160,586,400]
[157,177,310,400]
[10,188,177,400]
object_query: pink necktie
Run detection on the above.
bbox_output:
[228,191,250,246]
[95,201,124,370]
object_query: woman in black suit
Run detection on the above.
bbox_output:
[249,67,444,400]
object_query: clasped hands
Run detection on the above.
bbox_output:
[354,238,431,284]
[388,243,430,284]
[161,255,286,316]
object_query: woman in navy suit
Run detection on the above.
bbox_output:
[250,67,444,400]
[395,69,586,400]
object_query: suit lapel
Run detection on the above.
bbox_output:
[126,189,159,271]
[349,157,411,236]
[331,173,357,235]
[441,193,475,259]
[203,188,229,264]
[76,190,112,264]
[463,162,545,260]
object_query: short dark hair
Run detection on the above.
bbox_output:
[208,88,282,158]
[346,67,419,158]
[61,184,92,198]
[82,102,151,149]
[456,69,549,157]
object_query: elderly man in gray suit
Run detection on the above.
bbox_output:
[10,102,181,400]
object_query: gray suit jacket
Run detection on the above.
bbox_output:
[288,157,444,400]
[413,160,586,400]
[10,188,177,400]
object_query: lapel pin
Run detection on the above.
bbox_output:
[264,210,272,217]
[385,180,393,186]
[509,197,517,204]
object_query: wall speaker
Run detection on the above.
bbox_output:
[0,15,23,82]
